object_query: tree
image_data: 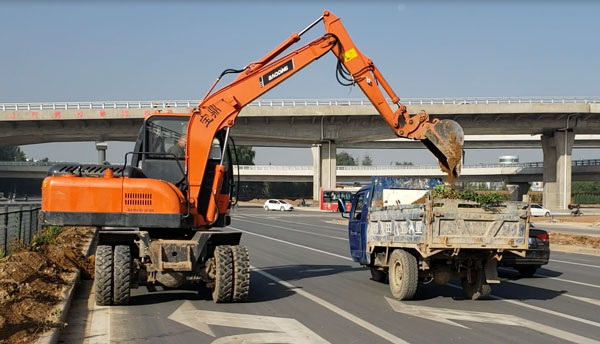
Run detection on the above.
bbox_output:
[0,146,26,161]
[336,151,357,166]
[361,154,373,166]
[232,146,255,165]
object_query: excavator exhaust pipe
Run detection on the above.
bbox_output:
[421,119,464,179]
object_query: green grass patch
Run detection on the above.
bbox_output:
[432,185,507,207]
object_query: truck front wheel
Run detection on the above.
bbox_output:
[388,249,418,300]
[95,245,113,306]
[461,269,492,300]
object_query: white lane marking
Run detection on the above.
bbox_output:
[538,276,600,289]
[230,226,351,260]
[235,218,347,241]
[168,301,329,343]
[235,226,600,338]
[550,259,600,269]
[447,284,600,329]
[498,267,600,289]
[88,302,111,344]
[563,294,600,307]
[386,297,599,344]
[242,214,346,231]
[254,267,409,344]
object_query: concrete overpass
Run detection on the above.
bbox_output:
[2,97,600,210]
[2,159,599,205]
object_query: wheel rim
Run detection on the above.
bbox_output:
[391,259,403,291]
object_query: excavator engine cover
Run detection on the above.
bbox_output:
[421,119,464,178]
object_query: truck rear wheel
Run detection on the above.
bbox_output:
[113,245,131,305]
[231,245,250,302]
[95,245,113,306]
[461,269,492,300]
[370,267,387,283]
[388,249,418,300]
[212,245,234,303]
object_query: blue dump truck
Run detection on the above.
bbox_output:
[343,177,529,300]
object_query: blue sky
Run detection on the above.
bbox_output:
[2,1,599,164]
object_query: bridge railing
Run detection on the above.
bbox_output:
[0,204,42,256]
[2,97,600,111]
[1,159,598,169]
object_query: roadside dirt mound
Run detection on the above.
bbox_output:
[0,226,94,344]
[550,232,600,249]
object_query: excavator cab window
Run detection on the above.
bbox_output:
[136,115,189,186]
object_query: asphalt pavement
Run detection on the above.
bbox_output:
[62,206,600,343]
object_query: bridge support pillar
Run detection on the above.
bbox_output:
[96,142,108,164]
[542,130,574,210]
[506,182,530,202]
[312,142,337,201]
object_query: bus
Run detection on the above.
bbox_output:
[320,188,359,211]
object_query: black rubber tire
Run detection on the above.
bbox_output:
[461,269,492,300]
[517,265,539,278]
[280,207,285,211]
[388,249,418,300]
[231,245,250,302]
[264,206,269,211]
[545,212,550,217]
[212,245,234,303]
[113,245,131,305]
[95,245,113,306]
[370,267,388,283]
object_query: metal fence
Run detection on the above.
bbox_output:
[0,203,42,256]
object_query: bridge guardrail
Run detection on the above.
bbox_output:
[1,159,599,170]
[2,97,599,111]
[0,204,42,256]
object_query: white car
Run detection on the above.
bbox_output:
[530,204,551,217]
[264,199,294,211]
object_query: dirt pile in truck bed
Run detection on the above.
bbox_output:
[0,226,94,344]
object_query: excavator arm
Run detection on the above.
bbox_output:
[187,10,464,225]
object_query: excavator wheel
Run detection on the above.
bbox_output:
[95,245,113,306]
[212,245,234,303]
[113,245,131,305]
[231,245,250,302]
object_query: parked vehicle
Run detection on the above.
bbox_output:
[264,199,294,211]
[500,226,550,277]
[530,204,551,217]
[343,177,529,300]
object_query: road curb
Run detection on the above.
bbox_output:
[36,228,99,344]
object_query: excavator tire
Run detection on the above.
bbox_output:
[231,245,250,302]
[212,245,234,303]
[95,245,113,306]
[113,245,131,305]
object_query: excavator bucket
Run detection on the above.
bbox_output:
[421,119,464,179]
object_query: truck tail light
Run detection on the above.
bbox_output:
[536,233,549,242]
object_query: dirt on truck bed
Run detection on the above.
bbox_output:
[0,226,94,344]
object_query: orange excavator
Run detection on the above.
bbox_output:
[41,10,464,305]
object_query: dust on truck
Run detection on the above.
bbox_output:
[347,177,529,300]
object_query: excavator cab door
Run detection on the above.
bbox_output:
[132,115,189,187]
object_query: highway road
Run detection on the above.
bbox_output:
[62,206,600,343]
